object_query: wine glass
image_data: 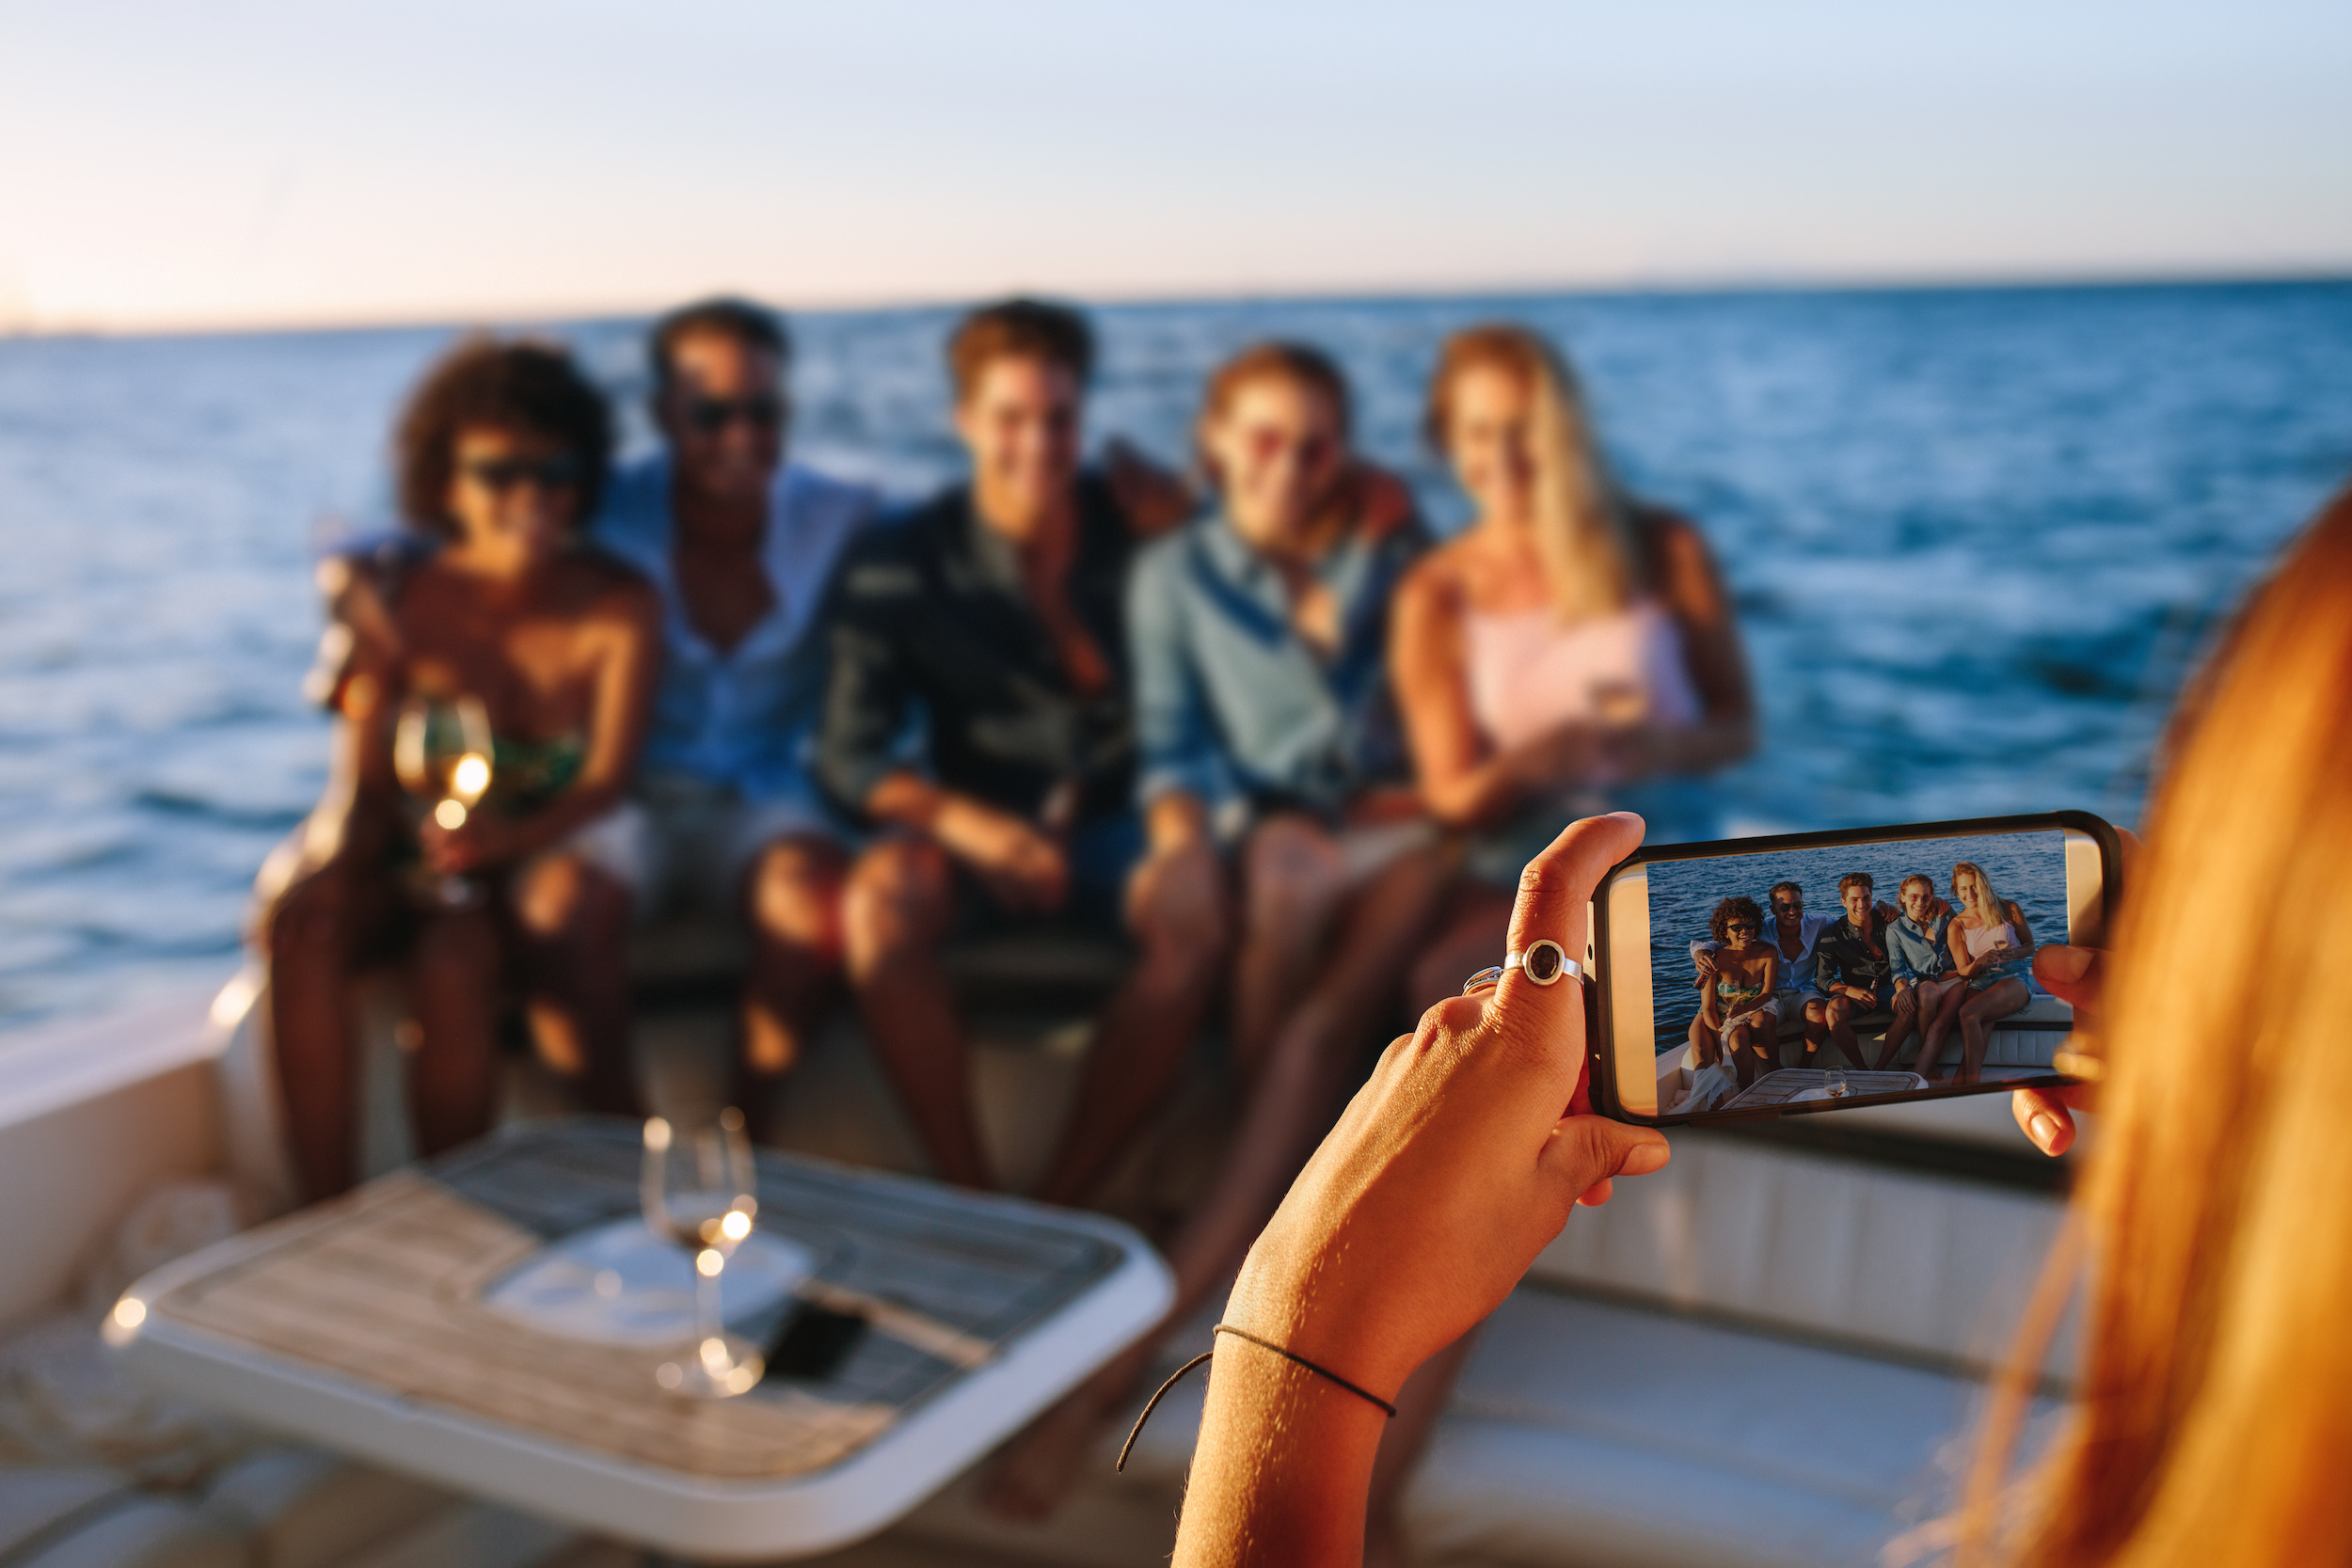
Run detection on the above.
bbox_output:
[1825,1061,1851,1099]
[392,694,494,908]
[642,1109,765,1399]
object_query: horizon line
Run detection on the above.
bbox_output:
[8,262,2350,343]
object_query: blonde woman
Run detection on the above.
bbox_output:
[1391,325,1756,1009]
[1944,858,2036,1084]
[1169,484,2352,1568]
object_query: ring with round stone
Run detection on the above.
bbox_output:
[1503,939,1582,987]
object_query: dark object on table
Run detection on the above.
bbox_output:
[766,1302,866,1380]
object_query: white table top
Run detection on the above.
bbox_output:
[106,1120,1172,1561]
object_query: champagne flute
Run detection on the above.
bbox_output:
[642,1109,765,1399]
[392,694,494,908]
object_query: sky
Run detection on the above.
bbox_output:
[1,0,2347,333]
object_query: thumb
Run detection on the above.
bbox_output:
[1540,1115,1670,1202]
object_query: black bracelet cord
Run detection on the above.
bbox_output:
[1115,1323,1396,1472]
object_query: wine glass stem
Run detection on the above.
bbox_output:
[696,1258,723,1361]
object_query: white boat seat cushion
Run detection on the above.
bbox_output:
[1531,1134,2075,1379]
[1408,1288,2030,1568]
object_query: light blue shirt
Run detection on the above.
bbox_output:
[1127,511,1425,824]
[594,456,877,806]
[1888,910,1954,983]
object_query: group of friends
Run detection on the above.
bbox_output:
[1688,862,2039,1089]
[256,294,1756,1530]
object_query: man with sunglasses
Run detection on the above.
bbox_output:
[593,298,877,1136]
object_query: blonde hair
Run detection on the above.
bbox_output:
[1963,486,2352,1566]
[1950,861,2010,928]
[1425,324,1644,622]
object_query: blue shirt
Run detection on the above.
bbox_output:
[1888,910,1953,982]
[1128,510,1425,824]
[594,455,877,805]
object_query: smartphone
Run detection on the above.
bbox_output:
[1588,811,2120,1124]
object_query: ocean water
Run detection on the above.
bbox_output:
[1644,829,2067,1044]
[2,281,2349,1034]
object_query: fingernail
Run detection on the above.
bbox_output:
[1622,1141,1670,1176]
[2029,1113,2061,1151]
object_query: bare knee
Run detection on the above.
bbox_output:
[511,854,629,944]
[842,839,953,979]
[265,864,353,962]
[1241,816,1346,939]
[1129,837,1231,984]
[748,834,847,955]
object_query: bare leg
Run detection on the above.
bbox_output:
[1365,1328,1479,1568]
[841,839,990,1188]
[736,834,848,1142]
[1873,988,1922,1071]
[981,842,1453,1520]
[1826,996,1875,1070]
[265,862,370,1202]
[1956,977,2028,1085]
[1227,816,1349,1080]
[1030,836,1231,1207]
[407,905,504,1158]
[1801,998,1830,1066]
[1915,978,1966,1081]
[512,854,640,1117]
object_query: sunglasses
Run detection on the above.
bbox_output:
[460,455,581,493]
[1727,921,1759,933]
[682,394,785,436]
[1772,900,1801,913]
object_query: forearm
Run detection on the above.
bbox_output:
[1172,1350,1388,1568]
[864,771,958,834]
[864,772,1015,869]
[1422,751,1536,830]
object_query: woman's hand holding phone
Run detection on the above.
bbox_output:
[1178,813,1672,1567]
[1224,813,1671,1410]
[2012,942,2102,1156]
[2011,826,2135,1157]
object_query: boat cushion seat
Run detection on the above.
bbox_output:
[1531,1131,2075,1378]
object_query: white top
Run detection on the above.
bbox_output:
[1964,921,2018,958]
[1465,599,1703,759]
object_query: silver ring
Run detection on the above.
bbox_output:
[1460,965,1505,995]
[1503,940,1582,987]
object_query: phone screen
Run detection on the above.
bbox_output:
[1600,820,2106,1120]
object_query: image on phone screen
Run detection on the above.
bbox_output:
[1601,818,2108,1120]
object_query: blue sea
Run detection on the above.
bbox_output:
[2,281,2349,1034]
[1644,829,2068,1044]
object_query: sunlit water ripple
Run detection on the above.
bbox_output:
[2,281,2348,1033]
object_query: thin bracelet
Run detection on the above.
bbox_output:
[1115,1323,1395,1472]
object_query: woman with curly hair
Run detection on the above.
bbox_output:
[1698,895,1780,1085]
[261,338,660,1201]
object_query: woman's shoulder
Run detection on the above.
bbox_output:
[1394,534,1478,611]
[548,546,660,623]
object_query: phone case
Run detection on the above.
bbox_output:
[1586,810,2123,1126]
